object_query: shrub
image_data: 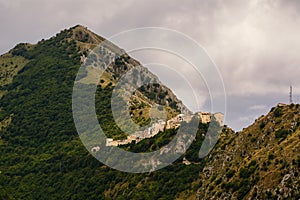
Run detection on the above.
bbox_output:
[222,180,239,192]
[237,185,251,199]
[226,169,236,179]
[215,177,222,185]
[239,162,256,179]
[273,107,283,117]
[230,180,240,192]
[249,160,257,167]
[239,167,251,178]
[268,153,275,160]
[251,137,257,143]
[210,174,217,182]
[260,121,266,129]
[262,162,268,171]
[275,128,289,139]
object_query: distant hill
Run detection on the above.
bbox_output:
[0,25,299,199]
[195,103,300,199]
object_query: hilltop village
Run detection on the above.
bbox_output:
[102,112,224,148]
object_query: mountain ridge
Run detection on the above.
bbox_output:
[0,25,299,199]
[195,103,300,199]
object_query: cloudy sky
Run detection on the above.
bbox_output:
[1,0,300,130]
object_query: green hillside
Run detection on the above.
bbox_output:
[0,25,205,199]
[0,25,299,200]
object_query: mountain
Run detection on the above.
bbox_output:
[195,103,300,199]
[0,25,203,199]
[0,25,299,199]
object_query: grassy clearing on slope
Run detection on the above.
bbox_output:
[0,53,29,86]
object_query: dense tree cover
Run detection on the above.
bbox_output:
[120,122,209,164]
[0,29,209,199]
[95,85,127,139]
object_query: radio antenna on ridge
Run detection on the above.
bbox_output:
[290,85,293,104]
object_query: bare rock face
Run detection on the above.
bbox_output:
[77,30,191,130]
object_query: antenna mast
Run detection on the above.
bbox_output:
[290,85,293,104]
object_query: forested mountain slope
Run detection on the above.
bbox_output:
[0,25,299,200]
